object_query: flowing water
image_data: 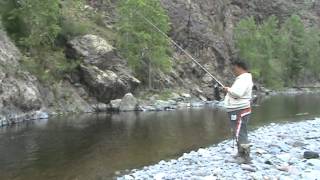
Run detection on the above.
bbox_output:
[0,93,319,180]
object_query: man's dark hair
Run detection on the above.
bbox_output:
[231,59,249,71]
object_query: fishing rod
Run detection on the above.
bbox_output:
[136,12,225,88]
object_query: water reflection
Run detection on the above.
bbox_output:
[0,94,319,180]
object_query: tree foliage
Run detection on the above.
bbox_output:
[116,0,172,87]
[234,15,320,87]
[0,0,86,83]
[1,0,61,50]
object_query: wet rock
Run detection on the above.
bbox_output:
[191,101,205,107]
[181,93,191,98]
[304,151,319,159]
[110,99,122,111]
[32,110,49,120]
[177,102,191,108]
[93,103,108,112]
[119,93,138,111]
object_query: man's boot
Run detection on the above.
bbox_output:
[235,144,252,164]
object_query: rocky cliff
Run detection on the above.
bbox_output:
[0,29,140,125]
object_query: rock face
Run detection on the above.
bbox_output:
[0,28,95,125]
[0,29,140,125]
[0,28,43,125]
[67,34,140,103]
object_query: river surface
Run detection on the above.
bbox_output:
[0,94,319,180]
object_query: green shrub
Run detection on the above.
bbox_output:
[21,50,80,84]
[59,17,90,39]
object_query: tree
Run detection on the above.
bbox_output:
[234,16,283,87]
[304,27,320,79]
[280,15,307,85]
[1,0,61,51]
[234,15,320,88]
[116,0,171,89]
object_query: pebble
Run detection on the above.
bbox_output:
[241,164,256,172]
[304,151,320,159]
[117,118,320,180]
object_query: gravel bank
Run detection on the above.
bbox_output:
[118,118,320,180]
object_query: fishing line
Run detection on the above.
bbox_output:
[135,12,225,87]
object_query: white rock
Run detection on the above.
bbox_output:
[181,93,191,98]
[202,175,217,180]
[154,173,166,180]
[277,153,292,162]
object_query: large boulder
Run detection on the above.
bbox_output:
[119,93,138,111]
[66,34,114,66]
[110,99,122,111]
[68,35,141,103]
[80,64,128,102]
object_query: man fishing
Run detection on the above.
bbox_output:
[223,59,253,164]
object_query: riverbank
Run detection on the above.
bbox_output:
[118,118,320,180]
[1,88,320,128]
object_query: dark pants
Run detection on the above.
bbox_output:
[228,108,251,145]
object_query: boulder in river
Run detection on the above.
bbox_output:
[110,99,122,111]
[119,93,138,111]
[93,103,108,112]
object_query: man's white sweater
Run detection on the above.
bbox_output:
[224,73,253,112]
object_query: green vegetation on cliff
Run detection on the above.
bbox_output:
[116,0,172,88]
[1,0,171,88]
[0,0,80,82]
[235,15,320,88]
[0,0,111,83]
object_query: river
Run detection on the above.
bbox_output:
[0,93,319,180]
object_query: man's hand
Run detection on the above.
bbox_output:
[223,87,230,93]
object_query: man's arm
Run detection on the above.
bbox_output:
[224,78,248,99]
